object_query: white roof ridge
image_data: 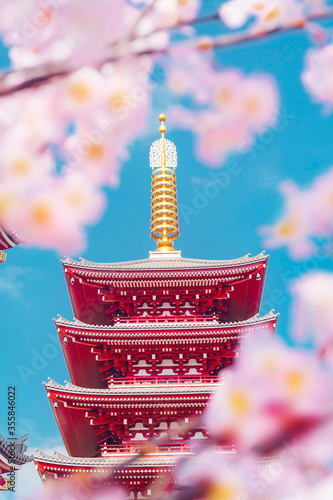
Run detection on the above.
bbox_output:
[33,450,185,466]
[61,251,268,271]
[55,311,278,331]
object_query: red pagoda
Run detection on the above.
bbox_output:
[34,115,278,497]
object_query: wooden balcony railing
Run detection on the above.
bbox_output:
[107,374,223,387]
[112,314,221,325]
[100,441,236,456]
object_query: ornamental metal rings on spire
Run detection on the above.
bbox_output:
[149,139,177,170]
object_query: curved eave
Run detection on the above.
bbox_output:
[34,449,274,469]
[0,457,22,473]
[55,310,279,334]
[0,435,33,469]
[62,252,268,272]
[34,449,186,468]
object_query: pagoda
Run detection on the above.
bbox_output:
[0,435,33,490]
[34,115,278,497]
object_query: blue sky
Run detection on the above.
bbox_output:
[1,3,333,494]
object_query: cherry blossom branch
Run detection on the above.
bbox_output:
[1,7,333,97]
[137,7,333,53]
[195,8,333,51]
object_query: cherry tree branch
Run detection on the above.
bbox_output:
[0,7,333,97]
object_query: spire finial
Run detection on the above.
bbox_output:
[149,114,181,258]
[159,113,167,135]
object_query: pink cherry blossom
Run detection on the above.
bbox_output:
[1,0,133,69]
[0,50,152,250]
[170,68,279,166]
[175,444,311,500]
[261,166,333,259]
[204,336,332,453]
[29,475,125,500]
[219,0,311,32]
[61,67,105,115]
[291,271,333,366]
[234,75,279,132]
[302,42,333,107]
[175,451,254,500]
[171,106,250,166]
[65,133,120,187]
[6,174,105,253]
[166,50,216,104]
[0,0,283,253]
[0,137,53,192]
[135,0,200,37]
[259,181,316,259]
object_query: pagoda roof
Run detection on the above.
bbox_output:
[0,435,33,472]
[62,252,269,326]
[62,251,268,272]
[55,312,277,389]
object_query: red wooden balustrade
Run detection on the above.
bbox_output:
[107,374,223,387]
[111,314,222,325]
[100,441,236,455]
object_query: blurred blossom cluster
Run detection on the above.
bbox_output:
[0,1,332,252]
[219,0,327,32]
[302,41,333,107]
[260,167,333,259]
[33,476,126,500]
[173,334,333,500]
[169,53,279,166]
[292,272,333,366]
[0,0,283,252]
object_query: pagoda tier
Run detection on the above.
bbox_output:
[55,312,278,389]
[34,446,238,497]
[44,379,219,458]
[62,252,268,326]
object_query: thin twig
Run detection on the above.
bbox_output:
[129,11,220,42]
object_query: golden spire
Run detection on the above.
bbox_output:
[149,114,180,257]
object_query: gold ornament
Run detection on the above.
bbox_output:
[150,114,180,255]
